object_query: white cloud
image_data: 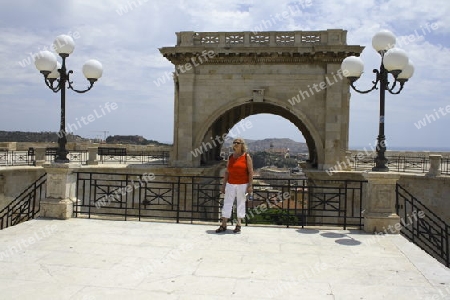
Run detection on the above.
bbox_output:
[0,0,449,148]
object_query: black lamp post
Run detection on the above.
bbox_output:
[35,35,102,163]
[341,30,414,172]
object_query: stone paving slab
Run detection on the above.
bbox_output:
[0,218,449,300]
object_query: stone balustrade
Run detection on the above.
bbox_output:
[175,30,348,47]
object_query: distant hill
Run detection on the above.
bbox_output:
[0,131,87,143]
[224,138,308,154]
[0,131,170,146]
[106,135,170,146]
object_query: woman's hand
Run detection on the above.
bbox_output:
[247,185,253,194]
[221,185,226,194]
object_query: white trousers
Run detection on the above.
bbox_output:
[222,183,247,219]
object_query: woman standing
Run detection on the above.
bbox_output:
[216,138,253,233]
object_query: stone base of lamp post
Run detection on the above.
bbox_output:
[87,147,99,165]
[40,163,77,220]
[34,148,46,167]
[40,198,73,220]
[363,172,401,234]
[364,212,401,234]
[426,155,442,177]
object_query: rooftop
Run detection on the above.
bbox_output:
[1,218,449,299]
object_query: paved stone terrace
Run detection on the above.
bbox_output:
[0,218,449,299]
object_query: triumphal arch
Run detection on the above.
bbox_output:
[159,30,363,169]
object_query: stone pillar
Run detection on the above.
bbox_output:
[363,172,401,234]
[322,63,349,171]
[35,148,46,166]
[426,155,442,177]
[40,163,77,219]
[87,147,99,165]
[0,174,4,196]
[171,73,195,167]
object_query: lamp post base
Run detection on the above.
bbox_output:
[55,158,70,163]
[372,166,389,172]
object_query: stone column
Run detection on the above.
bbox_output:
[363,172,401,234]
[34,148,46,166]
[426,155,442,177]
[322,63,349,171]
[87,147,99,165]
[171,73,195,167]
[0,174,6,213]
[40,163,77,219]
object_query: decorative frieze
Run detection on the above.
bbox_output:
[161,30,363,66]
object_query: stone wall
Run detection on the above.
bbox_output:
[398,174,450,224]
[0,167,46,211]
[0,142,16,151]
[307,170,450,225]
[1,164,448,226]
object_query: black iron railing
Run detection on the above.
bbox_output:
[0,149,169,166]
[306,179,365,229]
[97,148,169,165]
[74,171,365,229]
[98,147,127,163]
[0,173,46,230]
[441,158,450,175]
[352,155,449,175]
[396,184,449,267]
[124,151,170,165]
[0,150,35,166]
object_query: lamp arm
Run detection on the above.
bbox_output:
[387,80,405,95]
[66,70,96,93]
[43,77,61,93]
[349,69,380,94]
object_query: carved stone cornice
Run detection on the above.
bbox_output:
[160,46,364,65]
[159,30,364,66]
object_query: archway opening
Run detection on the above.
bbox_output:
[197,102,318,168]
[221,114,308,167]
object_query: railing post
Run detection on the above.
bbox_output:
[87,147,99,165]
[0,174,4,199]
[363,172,401,233]
[343,181,348,230]
[34,148,46,166]
[176,176,181,223]
[40,163,77,219]
[446,224,449,268]
[426,155,442,177]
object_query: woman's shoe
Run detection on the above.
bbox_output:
[233,225,241,233]
[215,225,227,233]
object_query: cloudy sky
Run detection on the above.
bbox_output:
[1,0,449,150]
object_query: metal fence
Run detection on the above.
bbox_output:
[0,174,46,230]
[396,184,449,267]
[97,148,169,165]
[74,171,365,229]
[352,155,450,175]
[0,150,35,166]
[0,149,169,166]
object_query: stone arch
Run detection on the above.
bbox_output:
[160,30,363,168]
[194,97,324,167]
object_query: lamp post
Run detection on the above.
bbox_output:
[34,35,102,163]
[341,30,414,172]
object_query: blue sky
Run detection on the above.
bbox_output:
[0,0,449,149]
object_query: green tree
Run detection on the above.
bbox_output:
[250,151,270,169]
